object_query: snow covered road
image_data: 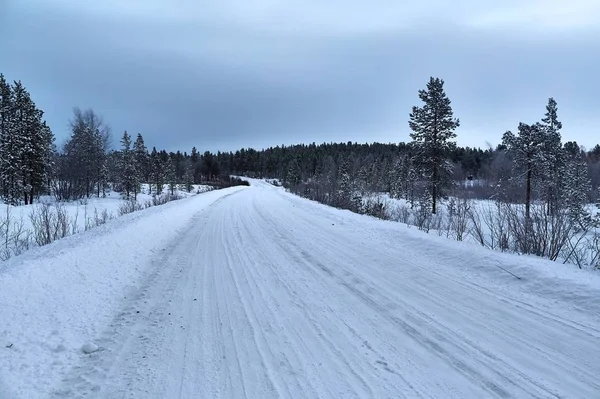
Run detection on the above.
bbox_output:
[2,180,600,398]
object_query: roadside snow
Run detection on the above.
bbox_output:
[0,186,246,398]
[81,343,99,354]
[0,184,211,234]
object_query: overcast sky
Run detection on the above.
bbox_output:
[1,0,599,152]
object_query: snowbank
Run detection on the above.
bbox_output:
[0,186,246,398]
[0,184,212,234]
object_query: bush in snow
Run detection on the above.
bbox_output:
[447,197,471,241]
[152,193,182,207]
[414,203,432,233]
[387,203,412,225]
[0,207,31,260]
[29,203,72,246]
[86,207,114,230]
[118,199,144,216]
[361,196,388,220]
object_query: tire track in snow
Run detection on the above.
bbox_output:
[248,194,429,398]
[216,201,279,399]
[52,220,202,398]
[292,225,566,398]
[255,187,587,399]
[225,220,311,399]
[232,199,376,398]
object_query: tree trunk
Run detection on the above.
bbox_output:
[526,160,532,220]
[432,165,438,214]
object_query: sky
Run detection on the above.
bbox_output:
[1,0,599,153]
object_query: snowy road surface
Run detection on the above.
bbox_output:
[1,180,600,398]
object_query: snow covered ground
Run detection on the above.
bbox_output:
[0,184,211,233]
[1,180,599,398]
[0,184,212,260]
[364,192,600,268]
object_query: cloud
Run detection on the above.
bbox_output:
[465,0,600,32]
[2,0,599,152]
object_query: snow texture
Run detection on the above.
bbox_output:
[0,184,211,234]
[81,343,99,354]
[0,180,599,398]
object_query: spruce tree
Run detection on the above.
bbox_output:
[286,156,301,187]
[15,83,54,204]
[119,131,138,199]
[133,134,148,183]
[0,74,13,200]
[563,142,592,228]
[357,165,369,195]
[2,81,27,205]
[409,77,460,214]
[336,157,353,210]
[183,160,194,193]
[190,146,200,183]
[133,133,148,196]
[63,108,109,199]
[150,147,164,195]
[166,156,177,195]
[540,98,564,215]
[502,122,546,219]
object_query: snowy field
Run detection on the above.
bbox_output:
[362,192,600,268]
[0,184,211,231]
[0,184,212,260]
[1,180,599,398]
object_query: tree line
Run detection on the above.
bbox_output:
[2,72,600,266]
[2,72,599,222]
[216,79,599,226]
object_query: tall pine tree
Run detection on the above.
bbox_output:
[408,77,460,214]
[502,122,546,220]
[119,131,138,199]
[166,156,177,195]
[539,97,564,215]
[563,141,592,228]
[0,78,23,204]
[150,147,164,195]
[133,133,148,196]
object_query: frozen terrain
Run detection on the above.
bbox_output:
[1,180,599,398]
[0,184,211,233]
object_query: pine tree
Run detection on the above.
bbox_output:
[286,156,301,187]
[62,108,109,199]
[0,74,13,200]
[409,77,460,214]
[357,164,370,195]
[14,83,54,204]
[336,157,353,210]
[539,98,564,215]
[150,147,164,195]
[2,81,28,205]
[395,155,417,206]
[183,159,194,193]
[563,142,592,228]
[119,131,138,199]
[190,146,200,183]
[502,122,546,219]
[378,158,391,193]
[133,133,148,196]
[166,156,177,195]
